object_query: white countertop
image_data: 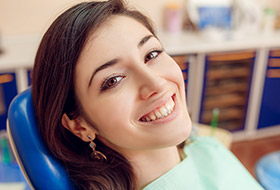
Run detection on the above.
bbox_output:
[0,30,280,70]
[159,30,280,55]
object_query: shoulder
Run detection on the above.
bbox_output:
[183,136,264,190]
[183,136,245,175]
[184,136,228,155]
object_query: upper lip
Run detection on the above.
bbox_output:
[138,92,175,120]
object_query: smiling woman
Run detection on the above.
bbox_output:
[31,0,263,190]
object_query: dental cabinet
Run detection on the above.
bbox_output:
[0,32,280,141]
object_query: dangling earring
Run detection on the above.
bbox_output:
[87,135,107,161]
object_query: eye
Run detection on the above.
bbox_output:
[144,49,163,63]
[100,75,124,91]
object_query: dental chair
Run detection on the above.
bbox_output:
[255,151,280,190]
[7,87,76,190]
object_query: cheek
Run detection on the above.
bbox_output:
[173,63,185,85]
[87,94,135,137]
[163,56,186,91]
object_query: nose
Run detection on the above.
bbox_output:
[138,68,167,100]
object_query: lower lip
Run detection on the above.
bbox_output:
[140,94,180,125]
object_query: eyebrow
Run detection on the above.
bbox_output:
[138,34,153,48]
[88,34,154,87]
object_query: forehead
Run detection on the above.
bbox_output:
[85,15,152,50]
[77,15,153,68]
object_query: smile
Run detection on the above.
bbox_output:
[140,96,175,122]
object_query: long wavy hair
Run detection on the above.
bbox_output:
[31,0,155,189]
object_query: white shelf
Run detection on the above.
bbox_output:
[158,31,280,55]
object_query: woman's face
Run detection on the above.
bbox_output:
[74,15,191,156]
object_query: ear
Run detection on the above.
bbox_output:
[61,113,97,142]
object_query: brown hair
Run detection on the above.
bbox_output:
[31,0,155,189]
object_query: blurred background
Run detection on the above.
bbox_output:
[0,0,280,189]
[0,0,280,35]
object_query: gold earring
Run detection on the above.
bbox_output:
[87,135,107,161]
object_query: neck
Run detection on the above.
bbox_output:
[125,146,181,189]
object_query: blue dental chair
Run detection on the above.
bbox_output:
[255,151,280,190]
[7,87,76,190]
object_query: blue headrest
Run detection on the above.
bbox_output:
[8,87,76,190]
[255,151,280,190]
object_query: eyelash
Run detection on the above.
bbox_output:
[144,48,163,63]
[100,74,125,92]
[100,48,163,92]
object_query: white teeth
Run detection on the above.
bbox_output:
[141,97,175,122]
[169,98,174,107]
[159,107,168,117]
[155,110,162,119]
[149,114,157,121]
[166,103,172,113]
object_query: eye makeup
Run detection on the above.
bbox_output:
[100,74,126,92]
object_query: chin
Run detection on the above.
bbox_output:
[178,124,192,144]
[177,113,192,144]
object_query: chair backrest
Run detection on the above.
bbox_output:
[255,151,280,190]
[7,87,76,190]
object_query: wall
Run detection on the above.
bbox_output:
[0,0,183,36]
[0,0,279,36]
[0,0,87,35]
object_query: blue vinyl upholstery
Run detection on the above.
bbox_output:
[255,151,280,190]
[7,87,76,190]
